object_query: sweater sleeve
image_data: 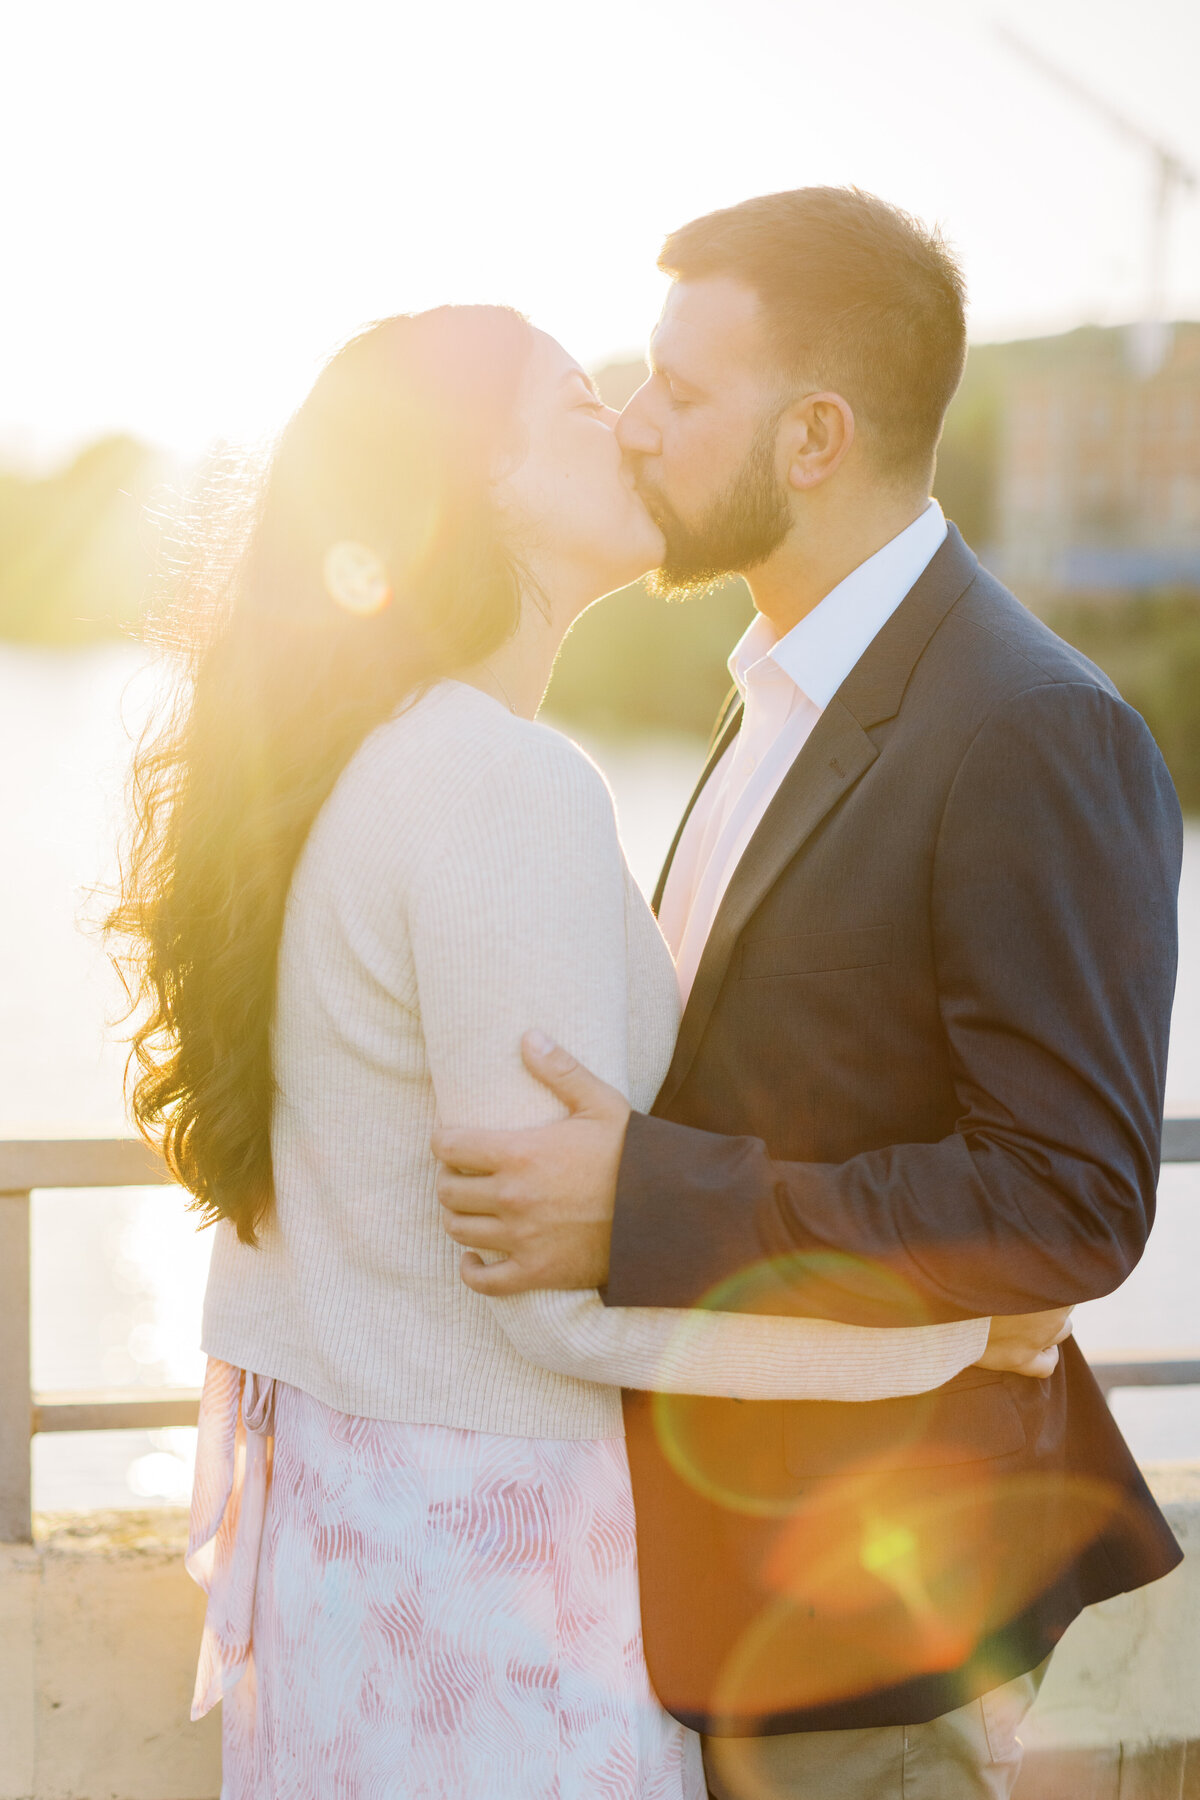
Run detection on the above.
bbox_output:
[409,723,989,1401]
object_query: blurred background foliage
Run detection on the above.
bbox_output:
[0,435,165,643]
[2,338,1199,808]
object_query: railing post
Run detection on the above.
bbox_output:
[0,1188,32,1542]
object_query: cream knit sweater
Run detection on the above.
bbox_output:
[201,680,988,1437]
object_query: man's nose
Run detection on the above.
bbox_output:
[616,386,662,457]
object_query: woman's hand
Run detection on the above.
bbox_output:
[975,1307,1074,1379]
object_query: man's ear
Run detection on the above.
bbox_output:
[782,391,855,492]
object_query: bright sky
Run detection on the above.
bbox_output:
[3,0,1198,462]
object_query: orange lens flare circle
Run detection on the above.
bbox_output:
[706,1470,1133,1724]
[699,1252,933,1324]
[652,1253,934,1517]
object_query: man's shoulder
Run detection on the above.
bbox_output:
[910,559,1123,745]
[912,562,1177,820]
[945,563,1119,701]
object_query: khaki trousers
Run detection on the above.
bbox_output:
[702,1659,1050,1800]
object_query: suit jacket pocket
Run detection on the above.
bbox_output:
[783,1375,1027,1477]
[740,924,893,980]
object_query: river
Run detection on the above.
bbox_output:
[3,641,1198,1510]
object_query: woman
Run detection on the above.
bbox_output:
[109,305,1063,1798]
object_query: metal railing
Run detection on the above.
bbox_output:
[2,1126,1199,1542]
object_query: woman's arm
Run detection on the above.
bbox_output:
[490,1285,989,1400]
[410,725,988,1401]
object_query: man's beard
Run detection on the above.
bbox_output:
[638,411,791,600]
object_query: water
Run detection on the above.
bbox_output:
[4,642,1199,1511]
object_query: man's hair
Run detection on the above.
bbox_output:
[658,187,967,487]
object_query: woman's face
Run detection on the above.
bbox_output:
[497,330,665,605]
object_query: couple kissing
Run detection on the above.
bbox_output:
[111,185,1183,1800]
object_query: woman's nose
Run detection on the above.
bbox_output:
[615,397,661,457]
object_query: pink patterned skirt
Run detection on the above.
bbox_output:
[187,1360,705,1799]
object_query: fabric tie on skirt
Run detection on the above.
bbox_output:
[186,1361,276,1720]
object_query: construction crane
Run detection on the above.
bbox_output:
[996,24,1197,374]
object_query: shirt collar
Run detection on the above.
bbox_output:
[727,611,780,696]
[727,499,948,710]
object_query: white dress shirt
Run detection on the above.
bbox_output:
[659,500,948,1004]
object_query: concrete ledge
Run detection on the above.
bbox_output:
[1016,1462,1200,1794]
[3,1509,219,1800]
[1017,1741,1200,1800]
[1,1467,1198,1799]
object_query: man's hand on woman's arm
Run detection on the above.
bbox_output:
[434,1032,628,1295]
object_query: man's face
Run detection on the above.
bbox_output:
[616,276,792,596]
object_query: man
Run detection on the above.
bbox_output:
[434,188,1183,1798]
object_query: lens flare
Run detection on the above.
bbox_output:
[700,1470,1134,1724]
[699,1251,932,1323]
[651,1252,934,1516]
[322,539,392,616]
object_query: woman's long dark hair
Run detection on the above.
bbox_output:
[107,305,535,1244]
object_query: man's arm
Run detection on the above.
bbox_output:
[605,682,1182,1324]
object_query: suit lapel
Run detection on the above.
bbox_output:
[650,688,744,916]
[653,524,980,1113]
[655,700,877,1110]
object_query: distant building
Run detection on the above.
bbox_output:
[989,323,1200,592]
